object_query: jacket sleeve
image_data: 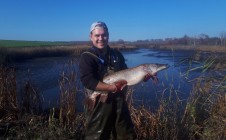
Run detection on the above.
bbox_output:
[79,53,99,90]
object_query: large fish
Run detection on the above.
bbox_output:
[103,63,169,86]
[86,63,169,109]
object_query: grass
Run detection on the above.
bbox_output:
[0,45,87,64]
[0,41,136,65]
[127,53,226,140]
[0,66,18,122]
[1,39,225,65]
[0,40,70,48]
[147,44,226,53]
[0,48,226,139]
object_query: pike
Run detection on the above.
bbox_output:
[103,63,169,86]
[86,63,169,110]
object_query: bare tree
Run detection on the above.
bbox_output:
[199,33,209,45]
[220,31,226,46]
[191,36,197,46]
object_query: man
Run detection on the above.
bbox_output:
[79,21,151,140]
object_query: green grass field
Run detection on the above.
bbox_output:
[0,40,70,47]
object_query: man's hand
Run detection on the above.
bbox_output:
[113,80,127,93]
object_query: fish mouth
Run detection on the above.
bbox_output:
[153,73,157,76]
[156,64,170,72]
[151,64,169,83]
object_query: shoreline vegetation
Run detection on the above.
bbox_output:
[0,40,226,139]
[0,39,226,65]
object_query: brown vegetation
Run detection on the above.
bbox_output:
[137,44,226,54]
[0,44,137,64]
[1,43,226,65]
[0,47,225,139]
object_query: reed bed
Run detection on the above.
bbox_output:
[0,45,136,65]
[127,52,226,140]
[6,46,86,62]
[0,50,225,139]
[57,58,85,137]
[0,66,18,122]
[146,44,226,53]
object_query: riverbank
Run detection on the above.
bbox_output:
[1,44,226,63]
[1,46,226,139]
[144,44,226,53]
[0,44,138,64]
[1,53,225,139]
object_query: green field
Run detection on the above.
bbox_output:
[0,40,70,47]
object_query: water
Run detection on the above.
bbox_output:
[15,56,77,109]
[14,48,197,110]
[122,49,195,108]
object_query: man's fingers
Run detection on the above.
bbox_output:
[114,80,128,93]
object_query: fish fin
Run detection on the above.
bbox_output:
[152,75,159,84]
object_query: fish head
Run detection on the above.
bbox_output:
[143,63,169,75]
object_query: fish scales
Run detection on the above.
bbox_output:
[88,63,169,106]
[103,65,146,86]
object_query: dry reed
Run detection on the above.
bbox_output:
[0,49,225,139]
[57,58,85,135]
[0,66,18,122]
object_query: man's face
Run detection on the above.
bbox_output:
[90,27,109,49]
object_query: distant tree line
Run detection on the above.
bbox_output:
[2,32,226,47]
[112,32,226,47]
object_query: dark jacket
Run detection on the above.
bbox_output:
[79,46,127,90]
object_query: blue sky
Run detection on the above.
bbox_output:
[0,0,226,41]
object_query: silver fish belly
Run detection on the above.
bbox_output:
[89,63,169,104]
